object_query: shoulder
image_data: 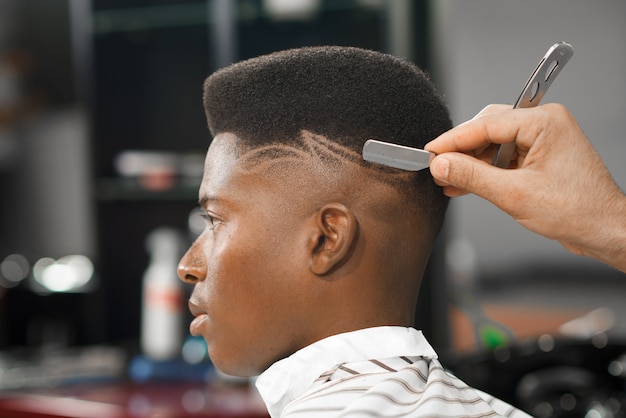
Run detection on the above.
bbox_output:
[281,357,531,418]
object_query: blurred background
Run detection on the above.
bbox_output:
[0,0,624,417]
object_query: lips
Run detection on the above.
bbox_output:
[188,299,205,317]
[188,299,209,336]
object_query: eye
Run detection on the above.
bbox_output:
[201,213,215,226]
[201,212,220,230]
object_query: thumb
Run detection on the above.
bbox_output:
[430,153,512,204]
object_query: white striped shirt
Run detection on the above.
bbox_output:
[255,327,531,417]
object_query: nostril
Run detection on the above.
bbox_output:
[184,274,199,283]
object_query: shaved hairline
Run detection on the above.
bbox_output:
[235,130,418,197]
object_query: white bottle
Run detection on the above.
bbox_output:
[140,227,184,360]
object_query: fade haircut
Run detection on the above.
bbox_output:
[203,46,452,234]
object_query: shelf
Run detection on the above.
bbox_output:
[97,177,200,202]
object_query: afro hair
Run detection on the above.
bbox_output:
[203,46,451,151]
[202,46,451,230]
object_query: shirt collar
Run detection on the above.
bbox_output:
[255,326,438,417]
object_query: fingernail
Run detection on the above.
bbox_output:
[431,157,450,180]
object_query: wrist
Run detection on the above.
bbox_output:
[566,192,626,273]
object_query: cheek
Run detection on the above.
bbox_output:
[204,225,309,374]
[205,229,260,302]
[212,234,285,308]
[207,214,306,312]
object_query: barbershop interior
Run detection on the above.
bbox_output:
[0,0,625,417]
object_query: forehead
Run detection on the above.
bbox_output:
[199,133,253,207]
[201,133,341,228]
[201,134,241,189]
[201,132,330,200]
[200,133,312,207]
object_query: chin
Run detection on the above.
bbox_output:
[211,355,264,378]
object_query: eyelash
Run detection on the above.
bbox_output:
[201,213,219,229]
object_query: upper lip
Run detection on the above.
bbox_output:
[188,299,206,317]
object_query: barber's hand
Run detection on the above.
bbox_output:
[425,103,626,273]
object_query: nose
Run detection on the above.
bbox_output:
[177,241,207,284]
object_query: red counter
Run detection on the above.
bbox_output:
[0,381,269,418]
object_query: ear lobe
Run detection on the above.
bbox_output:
[309,203,357,276]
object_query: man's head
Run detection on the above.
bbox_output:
[178,46,452,377]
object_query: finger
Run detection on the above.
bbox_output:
[431,175,469,197]
[429,153,517,207]
[441,185,470,198]
[432,177,470,197]
[425,108,527,154]
[424,104,512,155]
[472,104,513,119]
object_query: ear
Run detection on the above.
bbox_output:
[308,203,358,276]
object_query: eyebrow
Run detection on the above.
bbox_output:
[198,195,219,208]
